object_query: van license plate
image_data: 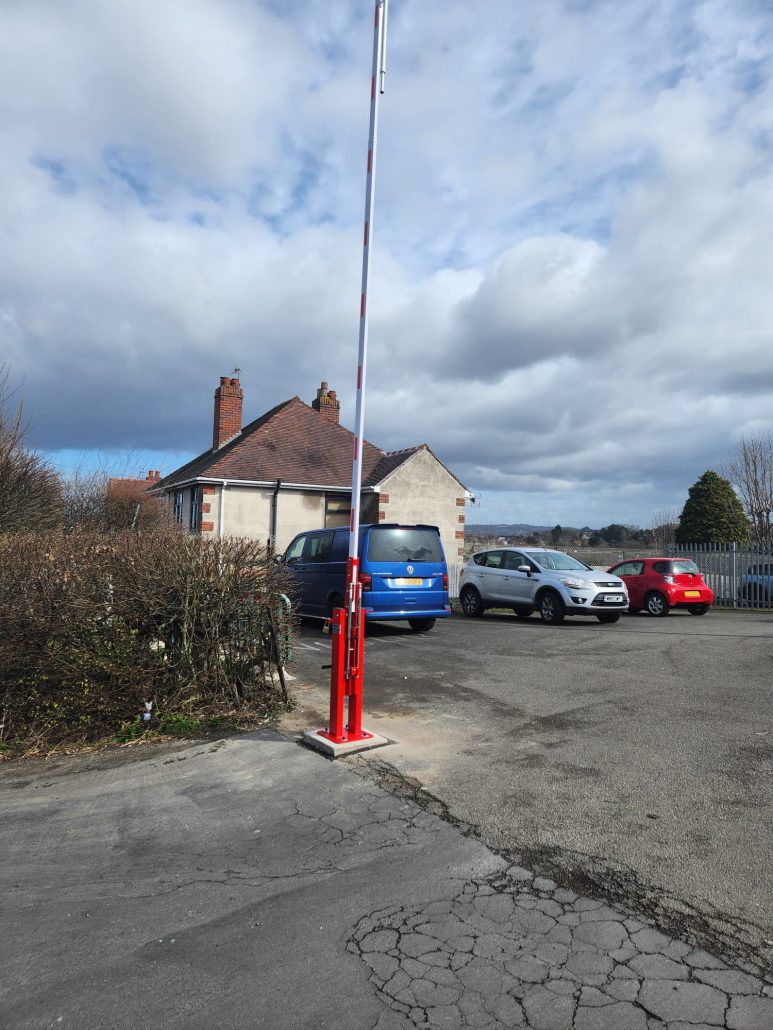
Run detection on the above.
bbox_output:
[395,578,422,586]
[684,590,700,597]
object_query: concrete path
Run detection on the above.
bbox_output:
[1,732,771,1028]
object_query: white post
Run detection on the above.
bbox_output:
[347,0,387,585]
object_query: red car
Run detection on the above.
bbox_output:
[606,557,714,617]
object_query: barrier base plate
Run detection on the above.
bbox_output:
[303,728,391,758]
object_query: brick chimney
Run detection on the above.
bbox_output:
[213,375,243,449]
[311,381,340,425]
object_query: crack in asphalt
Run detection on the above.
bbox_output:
[347,756,773,977]
[3,732,771,1029]
[347,867,773,1030]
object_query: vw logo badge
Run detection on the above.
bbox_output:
[406,564,414,574]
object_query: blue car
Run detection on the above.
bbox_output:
[281,523,451,631]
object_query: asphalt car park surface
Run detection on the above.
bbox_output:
[288,608,773,970]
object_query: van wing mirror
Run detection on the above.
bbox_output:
[274,553,285,565]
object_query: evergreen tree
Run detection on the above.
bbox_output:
[675,470,748,544]
[550,524,562,545]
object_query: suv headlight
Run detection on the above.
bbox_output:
[559,577,587,589]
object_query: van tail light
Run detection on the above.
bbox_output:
[442,572,448,589]
[360,573,372,589]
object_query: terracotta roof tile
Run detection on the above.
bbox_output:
[157,397,387,490]
[107,477,154,498]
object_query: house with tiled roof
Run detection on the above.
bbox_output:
[154,376,469,561]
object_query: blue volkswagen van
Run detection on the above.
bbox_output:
[281,523,451,631]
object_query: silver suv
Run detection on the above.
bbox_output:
[459,547,629,625]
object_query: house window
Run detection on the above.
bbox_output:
[190,486,202,532]
[325,495,350,529]
[172,491,184,524]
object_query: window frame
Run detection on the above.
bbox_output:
[189,486,202,533]
[324,495,351,529]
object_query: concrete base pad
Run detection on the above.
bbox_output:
[303,728,391,758]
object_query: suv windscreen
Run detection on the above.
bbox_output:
[367,527,443,563]
[524,551,591,572]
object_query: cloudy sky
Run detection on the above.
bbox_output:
[2,0,772,528]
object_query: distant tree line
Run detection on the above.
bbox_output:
[466,435,773,553]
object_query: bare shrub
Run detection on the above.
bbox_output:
[0,529,295,752]
[649,507,680,552]
[62,466,169,532]
[0,364,62,533]
[723,433,773,551]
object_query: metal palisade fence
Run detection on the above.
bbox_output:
[668,542,773,609]
[449,543,773,609]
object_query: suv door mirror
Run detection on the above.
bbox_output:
[518,565,532,575]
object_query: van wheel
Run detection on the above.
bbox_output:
[408,618,435,632]
[539,591,565,625]
[328,593,345,616]
[460,587,484,618]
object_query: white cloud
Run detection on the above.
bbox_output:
[1,0,772,527]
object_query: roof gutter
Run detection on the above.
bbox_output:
[152,477,378,493]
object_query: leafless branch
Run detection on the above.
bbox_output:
[722,434,773,550]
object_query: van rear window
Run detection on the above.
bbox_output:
[367,528,443,563]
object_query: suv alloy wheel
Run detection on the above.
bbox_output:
[460,587,484,618]
[539,590,565,625]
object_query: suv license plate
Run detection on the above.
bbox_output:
[604,594,623,603]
